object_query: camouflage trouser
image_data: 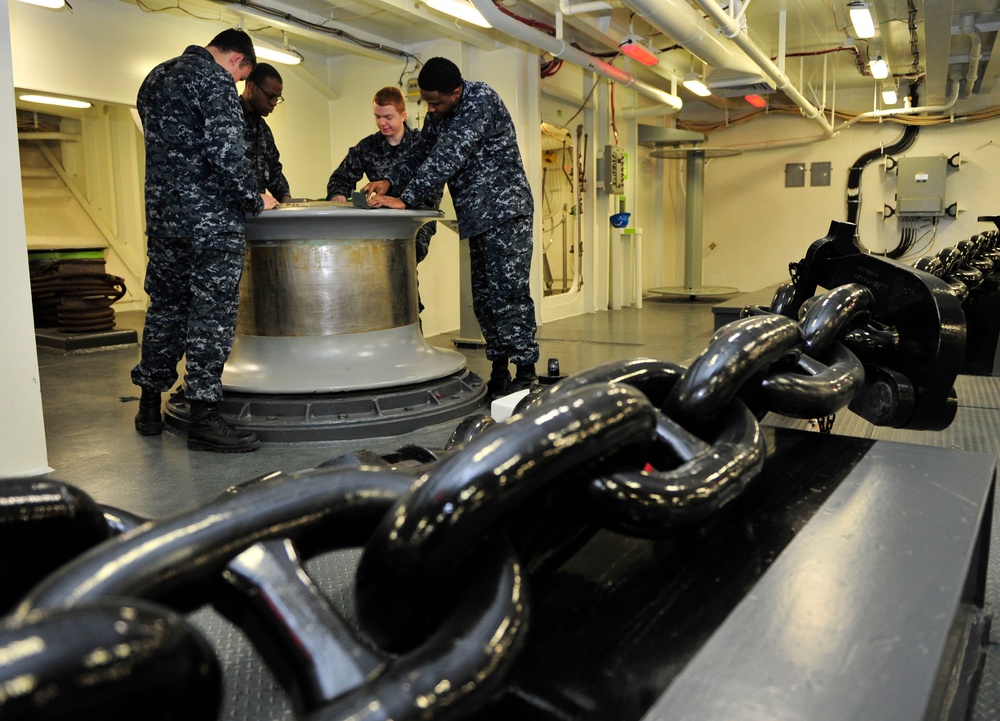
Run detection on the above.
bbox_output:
[415,223,435,315]
[416,222,435,264]
[469,215,539,365]
[130,236,244,403]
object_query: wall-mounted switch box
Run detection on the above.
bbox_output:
[810,162,831,186]
[897,156,947,217]
[602,145,626,194]
[785,163,805,187]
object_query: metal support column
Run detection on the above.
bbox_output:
[648,147,741,300]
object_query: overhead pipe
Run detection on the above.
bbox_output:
[621,0,760,76]
[559,0,614,15]
[555,0,614,41]
[618,105,684,118]
[733,0,756,24]
[725,79,959,153]
[961,15,982,98]
[469,0,682,110]
[691,0,836,137]
[837,80,960,130]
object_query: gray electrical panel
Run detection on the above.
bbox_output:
[897,156,947,217]
[602,145,626,194]
[810,162,831,187]
[785,163,805,187]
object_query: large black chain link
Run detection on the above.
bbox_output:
[0,221,970,720]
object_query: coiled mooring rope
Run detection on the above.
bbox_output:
[29,260,126,333]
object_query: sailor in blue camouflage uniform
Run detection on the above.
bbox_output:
[240,62,292,202]
[365,58,539,396]
[131,29,278,453]
[326,86,440,266]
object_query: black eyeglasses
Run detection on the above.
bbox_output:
[254,84,284,104]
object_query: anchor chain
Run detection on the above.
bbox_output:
[0,234,966,720]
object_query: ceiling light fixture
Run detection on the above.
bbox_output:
[16,0,67,8]
[19,93,91,109]
[869,56,889,79]
[881,88,898,104]
[847,2,876,39]
[254,34,303,65]
[744,94,767,108]
[254,44,302,65]
[683,77,711,97]
[423,0,491,28]
[619,34,659,66]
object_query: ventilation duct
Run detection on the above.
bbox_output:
[706,69,776,97]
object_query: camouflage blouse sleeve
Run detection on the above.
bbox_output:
[397,94,490,208]
[201,72,264,215]
[259,120,290,200]
[326,137,370,199]
[386,127,435,197]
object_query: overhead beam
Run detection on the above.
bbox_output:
[977,21,1000,93]
[920,0,955,104]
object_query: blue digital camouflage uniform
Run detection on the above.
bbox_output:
[242,100,291,200]
[386,80,538,365]
[327,125,439,263]
[131,45,264,403]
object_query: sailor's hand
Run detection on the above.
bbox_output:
[362,180,390,197]
[367,195,406,209]
[261,193,279,210]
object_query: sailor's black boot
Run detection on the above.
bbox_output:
[187,400,261,453]
[134,388,163,436]
[509,363,538,393]
[487,357,512,400]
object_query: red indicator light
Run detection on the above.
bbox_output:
[619,36,659,66]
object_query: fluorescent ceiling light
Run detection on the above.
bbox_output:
[869,57,889,79]
[253,43,302,66]
[848,2,876,39]
[619,35,659,66]
[423,0,491,28]
[682,78,711,97]
[16,0,66,8]
[744,94,767,108]
[881,88,898,104]
[19,94,91,109]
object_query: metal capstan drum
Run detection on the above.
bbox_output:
[165,201,485,441]
[225,202,465,392]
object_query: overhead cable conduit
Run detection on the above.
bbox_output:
[846,84,920,254]
[837,79,960,130]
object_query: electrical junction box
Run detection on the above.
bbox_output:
[897,156,947,217]
[785,163,805,187]
[406,77,420,100]
[603,145,626,194]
